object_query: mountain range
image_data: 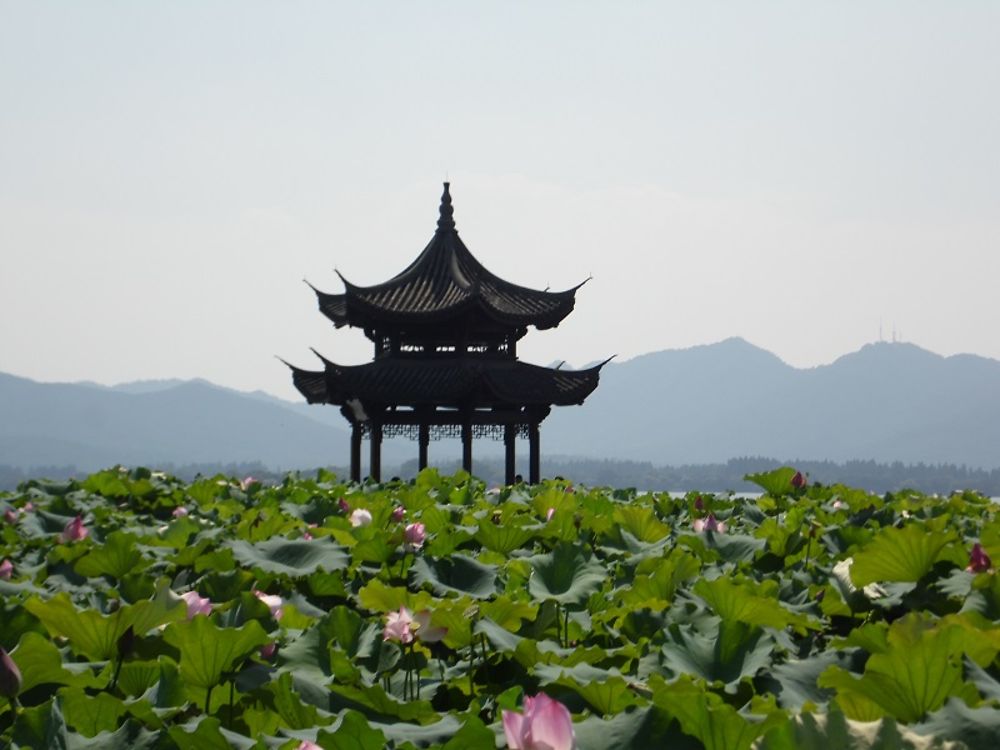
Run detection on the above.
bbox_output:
[1,338,998,474]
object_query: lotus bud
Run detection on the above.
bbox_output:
[694,495,704,512]
[791,471,807,490]
[117,625,135,658]
[349,508,373,527]
[546,507,556,522]
[693,513,726,534]
[0,647,22,700]
[253,590,284,620]
[3,509,17,524]
[391,506,406,523]
[503,693,575,750]
[171,506,189,518]
[0,559,12,580]
[404,522,426,551]
[61,515,89,542]
[180,590,213,619]
[967,543,992,573]
[260,642,278,660]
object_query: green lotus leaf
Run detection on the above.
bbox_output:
[269,671,331,730]
[661,620,775,690]
[57,686,128,737]
[756,706,929,750]
[474,520,536,554]
[409,553,498,599]
[527,543,607,606]
[818,613,980,722]
[317,709,389,750]
[915,697,1000,748]
[744,467,799,497]
[10,696,70,750]
[74,531,144,580]
[325,682,436,723]
[612,505,670,544]
[620,550,700,610]
[479,596,538,632]
[538,668,641,716]
[573,704,694,750]
[692,577,817,633]
[162,617,269,691]
[116,660,160,698]
[357,579,434,613]
[224,537,349,576]
[24,588,185,660]
[650,674,786,750]
[167,716,233,750]
[440,715,496,750]
[849,523,957,587]
[10,631,105,694]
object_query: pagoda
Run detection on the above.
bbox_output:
[288,183,605,484]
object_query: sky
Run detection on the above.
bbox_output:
[2,2,998,401]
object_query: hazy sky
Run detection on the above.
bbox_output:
[2,2,998,400]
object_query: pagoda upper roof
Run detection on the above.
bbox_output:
[287,354,606,410]
[312,183,585,331]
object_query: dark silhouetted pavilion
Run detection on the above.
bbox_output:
[288,183,604,483]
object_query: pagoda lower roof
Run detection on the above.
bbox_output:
[287,355,605,410]
[313,184,584,331]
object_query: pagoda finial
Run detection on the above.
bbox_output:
[437,182,456,232]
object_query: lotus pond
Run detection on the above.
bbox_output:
[2,467,1000,749]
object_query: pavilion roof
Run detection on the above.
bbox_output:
[312,183,585,331]
[286,355,606,410]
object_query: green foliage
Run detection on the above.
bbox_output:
[2,467,1000,748]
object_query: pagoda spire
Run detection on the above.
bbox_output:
[436,182,456,232]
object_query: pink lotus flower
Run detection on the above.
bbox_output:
[0,559,12,580]
[172,506,189,518]
[791,471,807,490]
[391,506,406,523]
[296,741,322,750]
[0,646,22,699]
[302,531,314,541]
[3,509,17,524]
[350,508,373,527]
[693,513,726,534]
[22,502,34,513]
[382,606,447,644]
[967,543,993,573]
[832,499,846,511]
[240,476,258,491]
[260,642,278,660]
[253,590,284,620]
[503,693,576,750]
[180,591,212,619]
[404,522,426,551]
[61,515,88,542]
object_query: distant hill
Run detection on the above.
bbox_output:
[0,373,352,470]
[544,338,1000,469]
[1,339,999,474]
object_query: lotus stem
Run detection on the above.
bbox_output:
[205,686,212,715]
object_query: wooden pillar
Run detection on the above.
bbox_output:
[369,422,382,483]
[350,423,362,483]
[461,418,473,474]
[418,423,430,471]
[529,422,540,484]
[504,425,516,486]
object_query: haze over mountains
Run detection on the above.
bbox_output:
[1,339,998,474]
